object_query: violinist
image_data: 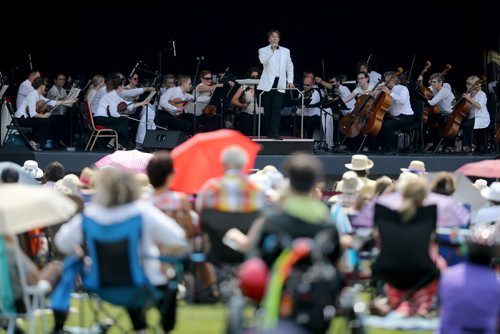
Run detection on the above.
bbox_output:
[295,75,321,139]
[230,67,263,136]
[47,74,71,148]
[459,76,490,153]
[377,71,414,153]
[418,72,455,151]
[94,77,150,149]
[158,75,194,136]
[14,77,69,150]
[189,69,224,131]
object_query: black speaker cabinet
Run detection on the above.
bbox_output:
[142,130,187,150]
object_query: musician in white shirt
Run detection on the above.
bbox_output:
[16,70,40,108]
[157,75,194,136]
[377,71,414,152]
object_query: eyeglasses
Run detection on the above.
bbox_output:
[357,77,366,80]
[429,80,439,84]
[202,77,212,80]
[131,77,139,81]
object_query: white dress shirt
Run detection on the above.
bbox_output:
[468,90,490,129]
[429,86,455,114]
[15,90,56,118]
[16,79,34,108]
[388,85,414,117]
[159,86,194,116]
[94,90,131,117]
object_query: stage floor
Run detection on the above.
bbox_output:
[1,144,498,177]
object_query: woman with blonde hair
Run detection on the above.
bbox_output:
[399,176,429,223]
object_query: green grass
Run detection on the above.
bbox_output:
[7,300,434,333]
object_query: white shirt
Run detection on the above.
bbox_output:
[16,79,34,108]
[473,205,500,224]
[15,90,56,118]
[468,90,490,129]
[47,85,68,116]
[368,71,382,85]
[388,85,414,116]
[297,89,321,116]
[160,86,194,116]
[94,90,131,118]
[339,85,355,113]
[90,86,107,114]
[429,86,455,114]
[55,201,188,286]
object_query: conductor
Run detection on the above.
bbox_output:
[257,29,294,140]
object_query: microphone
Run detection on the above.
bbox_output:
[172,40,176,57]
[196,56,204,61]
[28,54,33,70]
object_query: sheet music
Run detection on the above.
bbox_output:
[0,85,8,99]
[66,87,81,100]
[236,79,260,85]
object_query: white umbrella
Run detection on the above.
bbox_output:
[0,184,77,334]
[0,184,77,235]
[95,149,153,173]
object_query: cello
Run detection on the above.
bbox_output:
[361,67,403,136]
[339,76,385,138]
[417,61,437,124]
[441,79,484,139]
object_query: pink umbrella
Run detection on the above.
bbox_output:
[95,149,154,173]
[455,159,500,178]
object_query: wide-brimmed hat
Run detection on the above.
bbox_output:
[481,182,500,202]
[400,160,427,174]
[22,160,44,179]
[345,154,374,171]
[79,167,95,187]
[339,171,363,194]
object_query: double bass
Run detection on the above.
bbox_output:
[339,77,384,138]
[441,79,483,139]
[361,67,403,136]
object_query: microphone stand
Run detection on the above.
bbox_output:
[192,57,203,134]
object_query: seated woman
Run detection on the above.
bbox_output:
[371,177,445,317]
[55,168,188,333]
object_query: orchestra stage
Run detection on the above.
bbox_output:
[1,143,498,178]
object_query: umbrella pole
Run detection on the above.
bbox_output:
[12,236,36,334]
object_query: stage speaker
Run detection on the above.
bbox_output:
[143,130,187,150]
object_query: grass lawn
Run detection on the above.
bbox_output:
[10,300,434,334]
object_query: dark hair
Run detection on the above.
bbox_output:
[32,77,48,89]
[43,161,65,183]
[147,151,174,189]
[267,29,280,39]
[1,167,19,183]
[357,71,370,83]
[244,67,261,79]
[284,152,323,194]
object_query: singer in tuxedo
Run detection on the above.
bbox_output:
[257,29,294,140]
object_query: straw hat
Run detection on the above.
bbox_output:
[400,160,427,174]
[481,182,500,202]
[345,155,374,171]
[338,171,363,194]
[79,167,95,187]
[22,160,44,179]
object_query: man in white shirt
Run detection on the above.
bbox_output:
[377,71,414,152]
[16,70,40,108]
[257,29,294,140]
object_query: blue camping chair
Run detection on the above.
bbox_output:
[53,213,178,332]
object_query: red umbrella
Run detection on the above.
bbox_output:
[169,129,260,194]
[455,159,500,178]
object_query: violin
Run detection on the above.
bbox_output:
[495,127,500,145]
[117,101,128,113]
[36,100,49,114]
[441,79,483,139]
[169,98,189,108]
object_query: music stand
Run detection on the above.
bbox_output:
[236,79,260,136]
[258,87,304,139]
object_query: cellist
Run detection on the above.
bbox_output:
[417,72,455,151]
[376,71,414,153]
[458,75,490,153]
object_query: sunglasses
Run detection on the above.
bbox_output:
[131,77,138,81]
[202,77,212,80]
[429,80,439,84]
